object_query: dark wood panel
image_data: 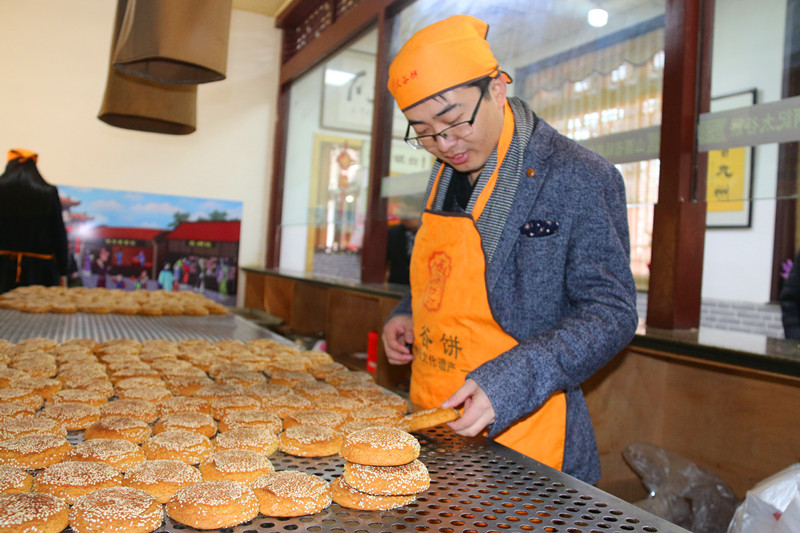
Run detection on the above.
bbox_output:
[646,0,706,329]
[279,0,392,87]
[243,271,266,311]
[360,7,393,283]
[585,348,668,500]
[660,355,800,496]
[325,289,381,363]
[587,345,800,499]
[375,296,411,390]
[266,88,290,268]
[291,282,328,335]
[263,276,294,322]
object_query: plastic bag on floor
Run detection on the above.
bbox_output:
[727,463,800,533]
[623,442,738,533]
[774,495,800,533]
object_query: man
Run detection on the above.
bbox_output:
[382,15,638,484]
[386,204,420,286]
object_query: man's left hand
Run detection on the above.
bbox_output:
[441,379,495,437]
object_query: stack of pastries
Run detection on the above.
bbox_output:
[0,335,458,532]
[333,426,431,510]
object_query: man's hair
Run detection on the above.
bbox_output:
[466,75,493,99]
[430,75,493,106]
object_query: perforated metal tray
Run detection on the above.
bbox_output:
[0,308,690,533]
[139,424,688,533]
[0,309,288,344]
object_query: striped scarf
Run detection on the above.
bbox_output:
[425,97,537,264]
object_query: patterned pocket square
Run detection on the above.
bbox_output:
[520,219,559,237]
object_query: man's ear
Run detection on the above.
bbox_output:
[490,76,508,108]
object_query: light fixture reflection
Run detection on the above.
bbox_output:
[325,69,356,86]
[588,8,608,27]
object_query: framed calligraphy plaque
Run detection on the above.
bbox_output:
[320,49,407,138]
[706,88,757,228]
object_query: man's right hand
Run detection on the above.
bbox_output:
[382,315,415,365]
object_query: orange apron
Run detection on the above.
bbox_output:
[409,104,566,468]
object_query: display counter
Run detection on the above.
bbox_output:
[243,267,410,390]
[242,267,800,380]
[0,306,691,533]
[589,330,800,501]
[243,267,800,502]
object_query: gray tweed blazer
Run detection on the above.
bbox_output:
[390,117,638,484]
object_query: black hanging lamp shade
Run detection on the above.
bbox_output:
[98,0,197,135]
[112,0,233,85]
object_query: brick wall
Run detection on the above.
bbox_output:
[312,251,362,281]
[636,292,784,338]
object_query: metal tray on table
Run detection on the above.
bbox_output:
[0,308,690,533]
[143,424,690,533]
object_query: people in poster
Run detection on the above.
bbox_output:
[93,247,111,288]
[158,263,174,291]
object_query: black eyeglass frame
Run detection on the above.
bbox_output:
[404,82,489,150]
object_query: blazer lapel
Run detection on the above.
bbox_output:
[486,121,555,293]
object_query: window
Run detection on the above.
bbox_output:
[279,29,378,279]
[519,22,665,290]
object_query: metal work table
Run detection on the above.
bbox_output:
[0,308,287,345]
[0,308,690,533]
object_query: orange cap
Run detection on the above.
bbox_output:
[7,148,38,164]
[388,15,509,111]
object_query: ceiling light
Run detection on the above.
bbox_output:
[588,8,608,28]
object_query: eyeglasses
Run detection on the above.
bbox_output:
[404,83,488,150]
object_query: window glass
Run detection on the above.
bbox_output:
[279,29,378,279]
[387,0,666,291]
[700,0,799,339]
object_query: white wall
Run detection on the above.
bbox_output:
[701,0,787,302]
[0,1,281,304]
[280,64,322,272]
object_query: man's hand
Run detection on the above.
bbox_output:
[382,315,415,365]
[442,379,495,437]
